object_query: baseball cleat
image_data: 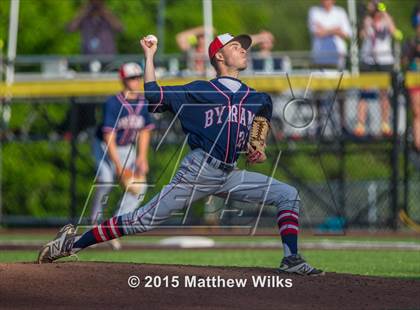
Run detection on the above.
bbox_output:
[278,254,324,276]
[37,224,76,264]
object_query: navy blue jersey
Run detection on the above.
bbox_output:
[96,92,155,145]
[144,76,272,163]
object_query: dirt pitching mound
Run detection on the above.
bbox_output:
[0,262,418,310]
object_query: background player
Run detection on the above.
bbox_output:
[91,62,154,249]
[38,34,322,275]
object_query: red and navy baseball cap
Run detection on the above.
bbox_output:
[208,33,252,59]
[119,62,143,80]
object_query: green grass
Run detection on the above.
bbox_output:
[2,249,419,279]
[1,234,420,244]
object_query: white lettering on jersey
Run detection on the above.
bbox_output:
[117,115,145,130]
[230,105,238,123]
[214,106,226,125]
[203,106,255,129]
[204,109,214,128]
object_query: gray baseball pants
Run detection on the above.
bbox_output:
[120,148,300,234]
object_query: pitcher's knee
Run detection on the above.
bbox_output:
[275,184,300,213]
[287,184,300,200]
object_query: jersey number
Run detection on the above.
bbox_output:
[236,131,246,150]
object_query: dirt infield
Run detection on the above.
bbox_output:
[1,262,419,310]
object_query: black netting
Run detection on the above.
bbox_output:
[0,72,417,230]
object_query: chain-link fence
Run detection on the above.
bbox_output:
[1,72,419,231]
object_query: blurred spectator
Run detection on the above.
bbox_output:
[250,30,290,73]
[403,6,420,151]
[354,1,398,137]
[67,0,123,71]
[176,26,214,75]
[308,0,352,139]
[250,31,275,71]
[308,0,352,70]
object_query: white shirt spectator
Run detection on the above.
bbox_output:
[308,5,352,68]
[360,16,394,66]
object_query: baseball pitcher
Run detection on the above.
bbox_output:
[38,33,322,275]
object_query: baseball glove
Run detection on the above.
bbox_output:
[120,169,147,196]
[247,116,270,164]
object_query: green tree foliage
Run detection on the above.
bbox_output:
[0,0,417,55]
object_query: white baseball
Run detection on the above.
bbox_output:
[145,34,158,44]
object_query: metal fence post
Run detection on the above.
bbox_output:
[0,98,3,225]
[339,94,346,226]
[390,71,401,230]
[69,98,78,223]
[403,78,410,214]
